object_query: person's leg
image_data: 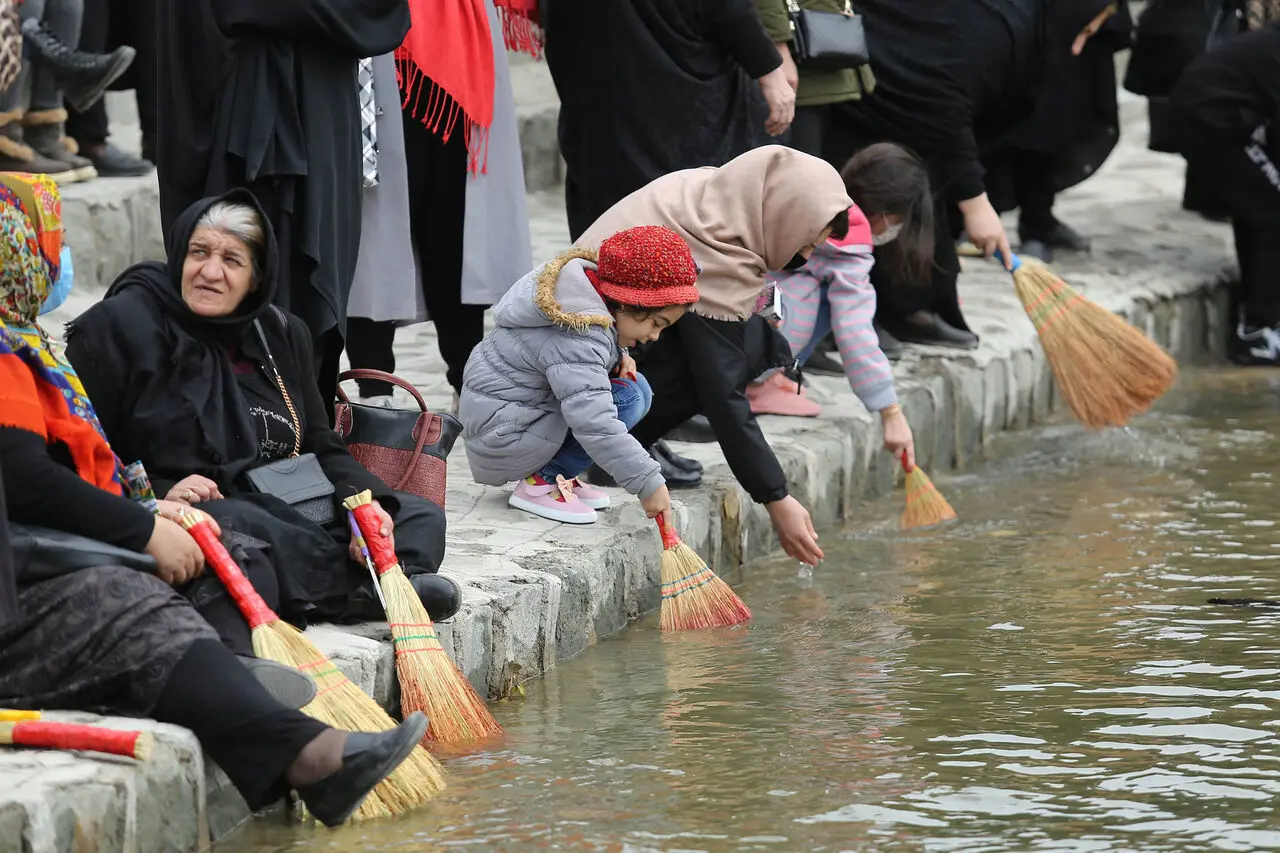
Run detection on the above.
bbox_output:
[24,0,98,180]
[62,0,106,147]
[539,375,654,483]
[152,637,430,826]
[123,0,158,161]
[403,106,479,397]
[787,104,829,160]
[344,316,397,399]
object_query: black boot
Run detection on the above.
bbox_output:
[20,19,134,113]
[407,572,463,622]
[652,440,702,475]
[296,713,429,827]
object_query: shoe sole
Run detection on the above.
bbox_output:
[509,494,598,524]
[70,165,97,182]
[242,658,317,711]
[750,407,822,418]
[45,169,80,185]
[576,495,611,510]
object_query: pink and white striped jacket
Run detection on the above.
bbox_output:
[769,206,898,412]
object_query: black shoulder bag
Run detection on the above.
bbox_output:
[787,0,871,71]
[243,316,337,525]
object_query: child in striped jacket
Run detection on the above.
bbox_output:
[748,143,934,468]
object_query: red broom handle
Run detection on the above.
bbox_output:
[179,511,277,630]
[350,504,399,575]
[1,721,148,758]
[900,452,914,474]
[655,515,680,550]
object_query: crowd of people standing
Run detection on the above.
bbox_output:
[0,0,1277,826]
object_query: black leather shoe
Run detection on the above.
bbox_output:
[883,313,979,351]
[654,446,701,489]
[81,142,154,177]
[875,323,904,362]
[652,439,702,474]
[1025,219,1090,253]
[21,19,135,113]
[239,656,317,710]
[296,712,429,827]
[665,416,716,444]
[408,572,463,622]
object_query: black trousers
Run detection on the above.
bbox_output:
[65,0,158,152]
[983,147,1058,238]
[787,103,835,163]
[345,108,485,398]
[153,639,326,811]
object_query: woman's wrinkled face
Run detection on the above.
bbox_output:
[182,226,255,318]
[615,304,687,348]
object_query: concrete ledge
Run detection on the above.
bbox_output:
[8,80,1237,851]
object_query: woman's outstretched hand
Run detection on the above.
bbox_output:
[349,499,395,565]
[166,474,223,505]
[767,495,824,566]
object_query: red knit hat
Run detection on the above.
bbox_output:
[585,225,701,308]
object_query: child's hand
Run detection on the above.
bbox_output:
[641,484,672,526]
[617,353,638,381]
[881,405,915,470]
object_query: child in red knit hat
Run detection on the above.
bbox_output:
[460,226,700,524]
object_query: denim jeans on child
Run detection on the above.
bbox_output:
[538,373,653,481]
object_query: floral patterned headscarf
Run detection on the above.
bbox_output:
[0,172,63,326]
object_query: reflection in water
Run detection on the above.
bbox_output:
[221,370,1280,852]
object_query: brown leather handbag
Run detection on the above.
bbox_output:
[334,370,463,508]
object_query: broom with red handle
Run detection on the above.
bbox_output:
[900,452,956,530]
[0,720,152,759]
[345,491,501,744]
[657,515,752,631]
[996,250,1178,429]
[179,510,445,820]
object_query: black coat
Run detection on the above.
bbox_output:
[156,0,411,344]
[66,190,393,509]
[832,0,1048,204]
[543,0,775,239]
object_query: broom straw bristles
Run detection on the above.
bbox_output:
[343,490,501,744]
[657,518,752,631]
[901,464,957,530]
[178,510,445,820]
[1012,260,1177,429]
[381,566,503,743]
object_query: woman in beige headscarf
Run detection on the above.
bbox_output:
[578,145,852,566]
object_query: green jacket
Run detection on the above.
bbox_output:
[755,0,875,107]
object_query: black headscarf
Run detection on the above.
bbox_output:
[67,190,282,493]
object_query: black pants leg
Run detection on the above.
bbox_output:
[1012,148,1058,239]
[183,534,281,657]
[632,332,702,451]
[152,639,327,811]
[344,317,397,398]
[120,0,158,155]
[788,104,832,162]
[402,107,482,395]
[64,0,109,145]
[872,194,967,331]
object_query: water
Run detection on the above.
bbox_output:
[222,369,1280,852]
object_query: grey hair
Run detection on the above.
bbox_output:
[194,201,265,281]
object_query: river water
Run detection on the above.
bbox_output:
[223,369,1280,852]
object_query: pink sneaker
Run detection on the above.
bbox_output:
[569,478,611,510]
[747,372,822,417]
[508,476,598,524]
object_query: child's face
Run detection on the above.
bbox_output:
[616,305,688,348]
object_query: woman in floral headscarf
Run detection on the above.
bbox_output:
[0,173,430,828]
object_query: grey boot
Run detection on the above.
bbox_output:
[23,110,96,181]
[0,109,74,181]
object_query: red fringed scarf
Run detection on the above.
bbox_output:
[396,0,542,176]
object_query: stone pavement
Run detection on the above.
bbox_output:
[7,67,1238,852]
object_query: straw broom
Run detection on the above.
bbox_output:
[999,251,1177,429]
[0,720,152,759]
[178,510,445,819]
[344,491,501,744]
[657,515,752,631]
[901,454,956,530]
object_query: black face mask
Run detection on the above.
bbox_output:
[783,253,808,271]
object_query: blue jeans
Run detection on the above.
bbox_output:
[539,374,653,480]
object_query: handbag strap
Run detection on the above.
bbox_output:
[252,319,302,458]
[336,369,431,413]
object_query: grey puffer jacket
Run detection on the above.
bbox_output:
[460,249,665,498]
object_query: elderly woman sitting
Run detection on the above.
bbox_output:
[66,190,457,643]
[0,174,427,827]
